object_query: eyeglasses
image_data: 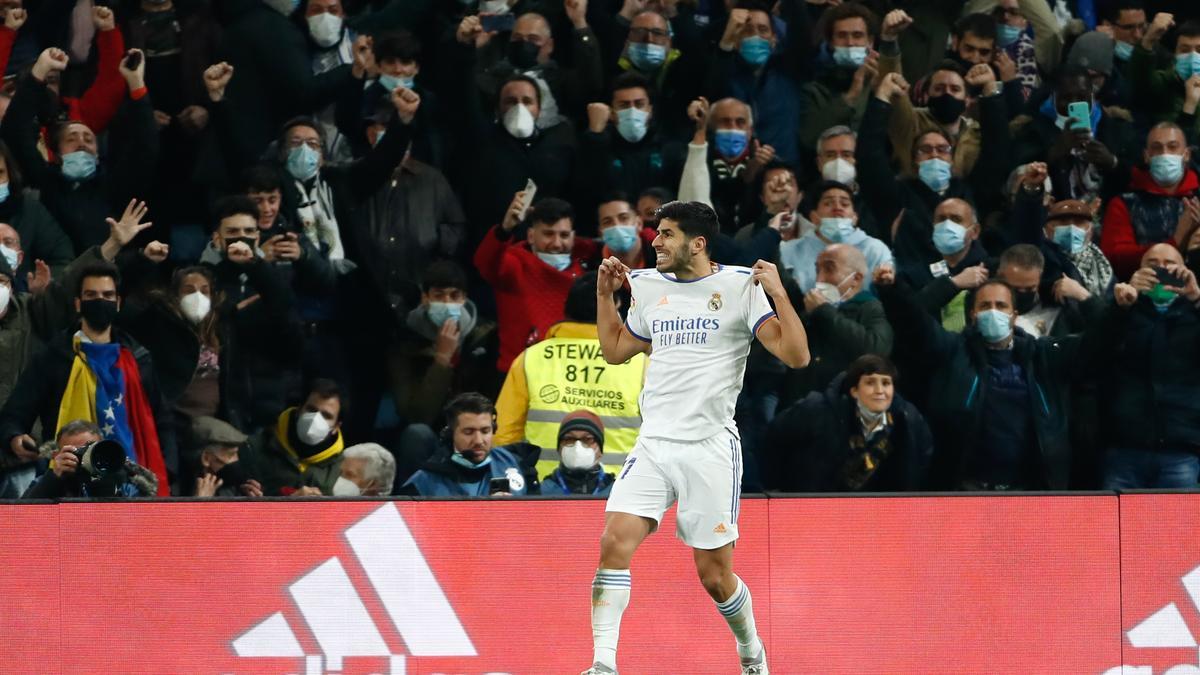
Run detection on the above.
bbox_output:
[917,144,953,156]
[629,27,669,41]
[287,138,322,151]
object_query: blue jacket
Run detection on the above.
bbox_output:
[539,466,615,497]
[402,443,540,497]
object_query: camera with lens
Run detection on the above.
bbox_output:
[71,440,130,496]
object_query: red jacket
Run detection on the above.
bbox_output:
[474,225,599,371]
[1101,166,1200,279]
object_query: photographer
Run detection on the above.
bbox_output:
[23,420,157,499]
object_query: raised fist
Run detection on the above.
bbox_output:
[93,6,115,32]
[32,48,68,82]
[587,102,612,133]
[204,62,234,102]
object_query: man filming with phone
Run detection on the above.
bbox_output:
[1099,242,1200,489]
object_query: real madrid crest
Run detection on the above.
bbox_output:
[708,293,722,311]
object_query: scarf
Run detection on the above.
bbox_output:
[1070,243,1114,297]
[273,407,344,472]
[294,178,354,274]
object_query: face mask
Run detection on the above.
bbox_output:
[427,301,464,327]
[927,94,966,125]
[1014,289,1038,314]
[627,42,667,70]
[739,36,772,66]
[918,158,952,193]
[503,103,536,139]
[1052,224,1088,255]
[1149,154,1185,187]
[561,440,597,471]
[0,284,10,315]
[0,182,11,203]
[932,219,968,256]
[306,12,343,48]
[0,244,17,271]
[286,144,320,181]
[79,298,118,331]
[296,410,332,446]
[1146,283,1178,309]
[536,251,571,271]
[372,129,385,146]
[480,0,509,12]
[602,224,639,253]
[831,46,868,68]
[61,151,97,181]
[713,128,748,159]
[1175,52,1200,80]
[507,39,540,70]
[331,475,361,496]
[814,273,854,305]
[397,76,415,90]
[818,217,855,243]
[214,460,249,489]
[262,0,301,16]
[616,107,649,143]
[822,158,856,185]
[378,73,404,91]
[975,308,1012,342]
[179,291,211,324]
[997,24,1022,47]
[450,451,492,468]
[1114,40,1134,61]
[856,399,887,425]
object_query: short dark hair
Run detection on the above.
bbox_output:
[564,272,598,323]
[999,243,1045,271]
[974,279,1016,307]
[241,164,283,194]
[611,71,653,100]
[812,179,854,204]
[372,30,421,63]
[598,190,634,209]
[444,392,496,432]
[842,354,899,395]
[75,261,121,298]
[306,378,348,422]
[820,2,879,42]
[56,419,102,444]
[280,116,325,150]
[498,74,542,108]
[654,201,719,250]
[736,0,773,14]
[638,186,675,204]
[932,59,967,79]
[954,12,997,41]
[422,260,468,292]
[212,195,260,228]
[528,197,575,228]
[1177,20,1200,42]
[1099,0,1144,24]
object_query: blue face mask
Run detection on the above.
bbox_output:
[831,46,868,68]
[1175,52,1200,80]
[714,129,748,159]
[373,129,385,147]
[1114,40,1134,62]
[996,24,1022,47]
[602,224,639,253]
[918,158,952,193]
[1052,224,1088,255]
[61,151,97,181]
[536,251,572,271]
[378,73,403,91]
[932,219,968,256]
[627,42,667,71]
[818,217,855,243]
[975,309,1012,343]
[1149,154,1185,187]
[616,107,649,143]
[286,144,321,181]
[739,36,772,66]
[450,451,492,469]
[0,182,11,203]
[427,301,464,327]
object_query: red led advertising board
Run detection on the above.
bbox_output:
[0,495,1193,673]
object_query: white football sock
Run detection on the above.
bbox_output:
[591,568,631,669]
[715,575,762,660]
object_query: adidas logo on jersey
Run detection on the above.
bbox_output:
[713,523,727,534]
[657,296,669,306]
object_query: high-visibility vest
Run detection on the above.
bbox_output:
[522,337,646,478]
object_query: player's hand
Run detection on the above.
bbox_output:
[750,259,785,297]
[597,256,630,296]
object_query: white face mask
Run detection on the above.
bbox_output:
[331,475,361,496]
[296,411,333,446]
[814,272,855,305]
[503,103,536,139]
[0,244,17,271]
[560,440,597,471]
[307,12,343,48]
[0,283,9,316]
[821,157,856,185]
[179,291,211,324]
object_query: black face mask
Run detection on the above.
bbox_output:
[215,460,251,489]
[79,298,118,331]
[507,40,540,70]
[1014,289,1038,315]
[224,237,257,256]
[927,94,967,125]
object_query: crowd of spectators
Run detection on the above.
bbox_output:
[0,0,1198,498]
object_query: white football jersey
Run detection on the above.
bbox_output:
[625,264,776,442]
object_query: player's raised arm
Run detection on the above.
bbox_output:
[750,259,811,368]
[596,256,651,364]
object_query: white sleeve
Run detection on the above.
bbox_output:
[678,142,712,207]
[625,277,652,343]
[744,277,776,335]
